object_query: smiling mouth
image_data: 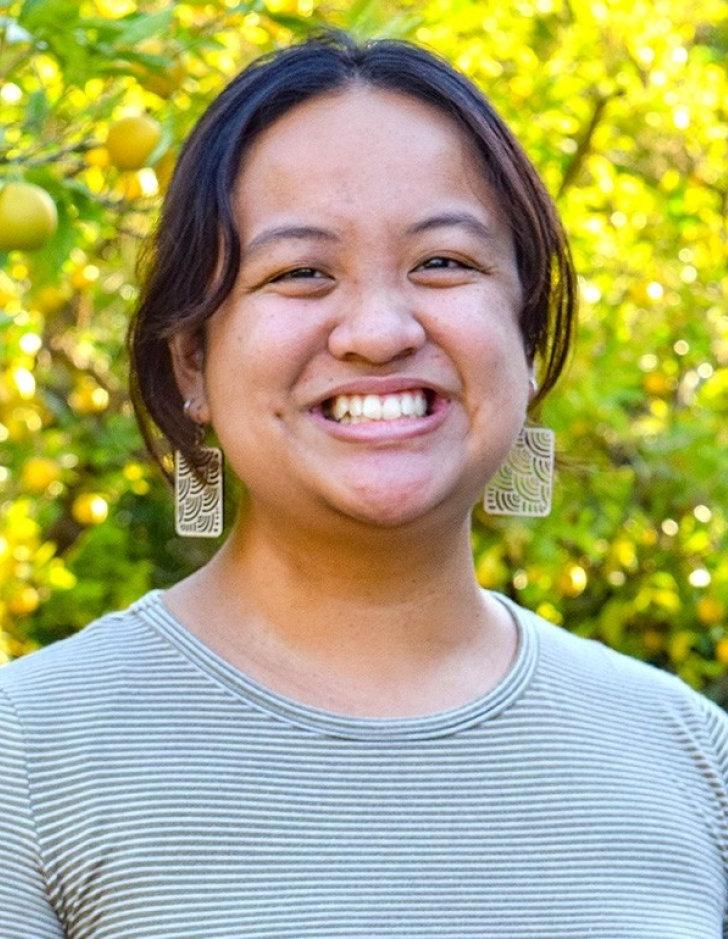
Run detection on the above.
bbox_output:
[320,388,436,424]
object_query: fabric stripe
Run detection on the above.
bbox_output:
[0,589,726,938]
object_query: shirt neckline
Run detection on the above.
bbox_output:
[131,588,538,741]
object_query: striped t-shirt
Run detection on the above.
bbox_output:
[1,588,727,938]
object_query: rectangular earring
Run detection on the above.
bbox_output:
[483,425,554,517]
[174,447,224,537]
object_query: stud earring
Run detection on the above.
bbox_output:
[482,424,555,517]
[174,400,224,537]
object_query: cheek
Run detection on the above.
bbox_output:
[433,291,528,387]
[205,300,319,404]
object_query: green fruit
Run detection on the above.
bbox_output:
[106,115,162,170]
[0,181,58,251]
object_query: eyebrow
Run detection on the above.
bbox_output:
[405,212,495,243]
[242,211,495,257]
[244,225,339,257]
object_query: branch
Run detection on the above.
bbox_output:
[0,49,30,84]
[0,140,99,167]
[48,340,120,399]
[557,93,613,199]
[41,509,85,558]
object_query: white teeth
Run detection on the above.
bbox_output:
[332,395,349,420]
[362,395,382,419]
[326,389,430,423]
[381,395,402,419]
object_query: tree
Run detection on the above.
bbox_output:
[0,0,726,701]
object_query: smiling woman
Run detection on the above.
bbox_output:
[166,83,534,533]
[1,29,727,939]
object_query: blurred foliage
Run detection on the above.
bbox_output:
[0,0,726,703]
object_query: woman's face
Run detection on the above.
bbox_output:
[171,86,534,529]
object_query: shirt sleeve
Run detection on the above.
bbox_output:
[693,692,728,936]
[0,687,64,937]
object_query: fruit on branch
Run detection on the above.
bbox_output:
[105,114,162,170]
[0,182,58,251]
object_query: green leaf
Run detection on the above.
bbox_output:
[116,9,173,46]
[75,15,127,43]
[115,50,170,70]
[19,0,80,33]
[223,2,263,12]
[344,0,379,28]
[23,89,49,133]
[260,10,323,32]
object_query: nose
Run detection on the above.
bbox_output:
[327,287,427,364]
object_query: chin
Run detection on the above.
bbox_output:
[343,504,432,528]
[330,477,462,529]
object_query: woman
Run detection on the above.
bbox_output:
[1,31,726,938]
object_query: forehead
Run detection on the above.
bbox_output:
[233,86,504,230]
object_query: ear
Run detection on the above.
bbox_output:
[168,329,210,423]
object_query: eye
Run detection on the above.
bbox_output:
[416,256,476,271]
[271,267,327,282]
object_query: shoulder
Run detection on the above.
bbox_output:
[0,591,160,715]
[501,593,728,763]
[504,592,698,694]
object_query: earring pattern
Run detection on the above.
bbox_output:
[483,425,554,517]
[174,400,224,537]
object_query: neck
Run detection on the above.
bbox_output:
[184,497,506,687]
[164,495,520,716]
[228,499,477,608]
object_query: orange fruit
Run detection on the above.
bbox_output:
[68,379,109,414]
[7,585,40,616]
[71,493,109,525]
[85,146,111,168]
[642,372,672,397]
[714,637,728,666]
[21,457,61,492]
[556,565,588,598]
[33,284,68,314]
[697,597,726,626]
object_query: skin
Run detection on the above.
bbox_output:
[164,85,537,717]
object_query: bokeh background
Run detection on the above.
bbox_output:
[0,0,726,702]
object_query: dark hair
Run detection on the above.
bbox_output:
[127,29,577,483]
